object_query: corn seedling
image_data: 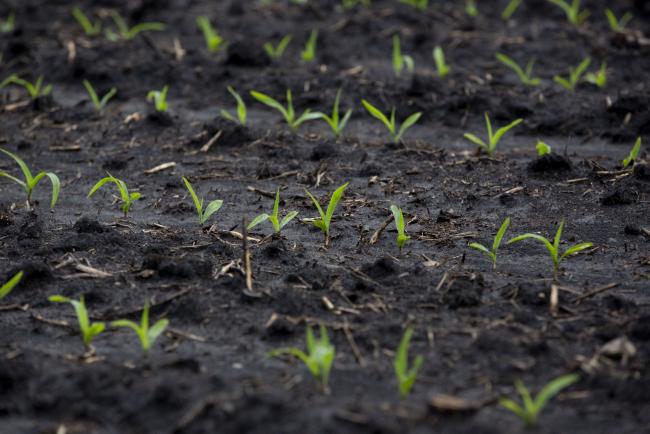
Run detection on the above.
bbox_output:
[469,217,510,269]
[72,7,101,36]
[392,35,414,77]
[507,220,593,278]
[547,0,588,26]
[536,141,552,156]
[250,89,321,131]
[107,12,165,41]
[394,327,423,397]
[264,34,292,60]
[585,62,607,88]
[0,271,22,301]
[268,325,335,390]
[313,89,352,137]
[301,30,318,63]
[82,79,117,113]
[463,113,523,156]
[362,99,422,144]
[0,148,60,209]
[182,177,223,226]
[147,85,169,112]
[622,137,641,168]
[0,74,52,100]
[305,182,348,246]
[220,86,247,126]
[88,174,141,217]
[390,205,410,253]
[496,53,541,86]
[465,0,479,17]
[605,9,633,33]
[0,12,14,33]
[48,295,105,349]
[196,16,226,53]
[248,188,298,234]
[502,0,523,20]
[500,374,580,426]
[433,46,451,78]
[342,0,370,9]
[553,57,591,91]
[111,301,169,355]
[398,0,428,11]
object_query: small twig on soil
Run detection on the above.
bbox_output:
[343,320,366,367]
[166,327,206,343]
[200,130,222,153]
[247,186,277,199]
[242,217,257,297]
[573,282,620,305]
[144,162,176,175]
[369,214,394,245]
[550,283,559,316]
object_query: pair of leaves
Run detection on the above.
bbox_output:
[0,271,22,301]
[362,99,422,144]
[394,327,423,397]
[622,137,642,168]
[264,35,292,59]
[554,57,591,91]
[83,79,117,112]
[392,35,414,76]
[107,12,165,41]
[390,205,410,251]
[496,53,541,86]
[49,295,105,348]
[0,74,52,99]
[72,7,101,36]
[183,177,223,226]
[221,86,247,126]
[469,217,510,269]
[147,85,169,112]
[248,188,298,233]
[317,89,352,137]
[0,148,60,209]
[88,174,141,216]
[305,182,349,238]
[605,8,633,32]
[111,302,169,354]
[251,89,322,130]
[547,0,589,26]
[463,113,523,155]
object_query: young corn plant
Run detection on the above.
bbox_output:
[248,188,298,234]
[502,0,523,20]
[394,327,423,398]
[250,89,321,131]
[585,62,607,88]
[507,220,593,278]
[72,7,102,36]
[398,0,428,10]
[196,16,226,53]
[48,295,105,350]
[182,176,223,226]
[111,301,169,355]
[301,30,318,63]
[536,141,552,156]
[553,58,591,91]
[220,86,247,126]
[268,325,335,391]
[362,99,422,144]
[433,46,451,78]
[83,80,117,113]
[88,174,141,217]
[342,0,371,9]
[314,89,352,138]
[305,182,349,246]
[605,9,633,33]
[469,217,510,269]
[0,75,52,100]
[0,148,60,209]
[495,53,541,86]
[106,12,165,41]
[0,271,22,301]
[147,85,169,112]
[547,0,589,26]
[463,113,523,156]
[392,35,414,77]
[0,12,14,33]
[264,35,292,60]
[622,137,641,168]
[465,0,479,17]
[390,205,410,253]
[500,374,580,427]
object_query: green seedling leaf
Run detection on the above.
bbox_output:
[301,30,318,62]
[605,9,633,32]
[502,0,523,20]
[0,148,60,209]
[83,79,117,113]
[390,205,410,252]
[398,0,428,11]
[465,0,478,16]
[264,34,292,60]
[394,327,423,397]
[72,7,101,36]
[392,34,414,77]
[109,12,165,40]
[88,173,140,217]
[0,74,52,99]
[147,85,169,112]
[554,57,591,91]
[49,295,105,349]
[536,141,552,156]
[112,301,169,354]
[585,62,607,88]
[182,177,223,226]
[248,188,298,234]
[547,0,589,26]
[220,86,247,126]
[196,16,226,52]
[362,99,421,143]
[251,89,320,130]
[313,88,352,138]
[0,271,22,300]
[305,182,349,245]
[433,46,451,78]
[0,12,15,33]
[464,113,522,155]
[622,137,641,168]
[496,53,541,86]
[469,217,510,269]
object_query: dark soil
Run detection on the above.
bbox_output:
[1,1,649,434]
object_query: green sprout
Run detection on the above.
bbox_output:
[0,74,52,100]
[605,9,633,33]
[547,0,589,26]
[502,0,523,20]
[507,220,593,278]
[301,30,318,63]
[433,46,451,78]
[536,141,552,156]
[147,85,169,112]
[390,205,410,253]
[305,182,349,246]
[264,34,292,60]
[196,16,226,53]
[362,99,422,144]
[248,188,298,234]
[250,89,321,131]
[182,176,223,226]
[398,0,428,11]
[88,174,141,217]
[0,12,14,33]
[465,0,479,16]
[221,86,247,126]
[500,374,580,427]
[553,57,591,91]
[269,324,335,390]
[0,148,60,209]
[392,35,414,77]
[469,217,510,269]
[82,79,117,113]
[107,12,165,41]
[495,53,541,86]
[313,88,352,138]
[622,137,642,168]
[463,113,523,156]
[72,7,101,36]
[0,271,22,301]
[111,301,169,355]
[394,327,423,398]
[48,295,105,350]
[342,0,371,9]
[585,62,607,88]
